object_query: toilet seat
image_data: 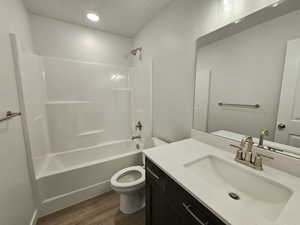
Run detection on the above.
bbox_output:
[111,166,145,189]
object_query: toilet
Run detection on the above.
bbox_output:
[110,137,168,214]
[111,166,145,214]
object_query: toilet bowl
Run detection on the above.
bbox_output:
[111,137,168,214]
[110,166,145,214]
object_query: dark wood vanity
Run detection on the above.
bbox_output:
[145,158,227,225]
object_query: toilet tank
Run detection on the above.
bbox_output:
[142,137,168,165]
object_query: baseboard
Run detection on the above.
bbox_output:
[39,180,112,217]
[30,209,39,225]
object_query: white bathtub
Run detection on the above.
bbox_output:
[37,138,166,216]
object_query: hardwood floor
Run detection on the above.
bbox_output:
[37,192,145,225]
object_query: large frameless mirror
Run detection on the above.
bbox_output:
[193,0,300,159]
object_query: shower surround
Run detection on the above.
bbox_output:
[43,57,132,153]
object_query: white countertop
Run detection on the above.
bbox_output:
[143,138,300,225]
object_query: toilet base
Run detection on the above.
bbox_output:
[119,189,145,214]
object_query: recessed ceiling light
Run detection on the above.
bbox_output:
[86,13,100,22]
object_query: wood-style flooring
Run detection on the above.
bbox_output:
[37,192,145,225]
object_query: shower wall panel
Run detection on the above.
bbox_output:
[43,57,132,153]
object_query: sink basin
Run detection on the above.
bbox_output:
[184,155,293,222]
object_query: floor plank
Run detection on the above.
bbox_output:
[37,192,145,225]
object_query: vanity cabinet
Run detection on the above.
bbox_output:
[145,158,226,225]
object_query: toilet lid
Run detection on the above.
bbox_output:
[111,166,145,188]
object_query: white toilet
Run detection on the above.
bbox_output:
[111,166,145,214]
[110,137,167,214]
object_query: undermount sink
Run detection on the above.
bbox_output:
[184,155,293,222]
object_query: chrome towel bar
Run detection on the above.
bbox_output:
[0,111,22,122]
[218,102,260,108]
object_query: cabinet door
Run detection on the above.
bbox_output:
[146,158,225,225]
[146,165,168,225]
[146,179,183,225]
[146,160,183,225]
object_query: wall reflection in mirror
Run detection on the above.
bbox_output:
[193,9,300,158]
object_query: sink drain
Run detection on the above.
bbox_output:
[228,192,240,200]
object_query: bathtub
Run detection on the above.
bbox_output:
[37,137,166,216]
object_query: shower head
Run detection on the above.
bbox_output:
[131,47,142,56]
[130,47,143,60]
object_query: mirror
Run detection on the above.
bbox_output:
[193,1,300,159]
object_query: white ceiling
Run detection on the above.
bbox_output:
[24,0,174,37]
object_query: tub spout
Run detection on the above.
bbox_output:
[131,135,141,140]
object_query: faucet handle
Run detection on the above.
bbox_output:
[230,145,243,160]
[254,155,263,170]
[253,153,274,171]
[240,138,246,147]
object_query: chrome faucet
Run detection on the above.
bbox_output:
[131,135,141,140]
[231,136,273,170]
[241,136,254,161]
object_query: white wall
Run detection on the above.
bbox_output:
[0,0,38,224]
[196,9,300,140]
[30,14,133,66]
[134,0,278,141]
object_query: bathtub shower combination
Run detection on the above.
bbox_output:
[38,138,163,216]
[18,54,154,216]
[38,140,141,215]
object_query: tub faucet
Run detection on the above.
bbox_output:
[135,121,142,131]
[131,135,141,140]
